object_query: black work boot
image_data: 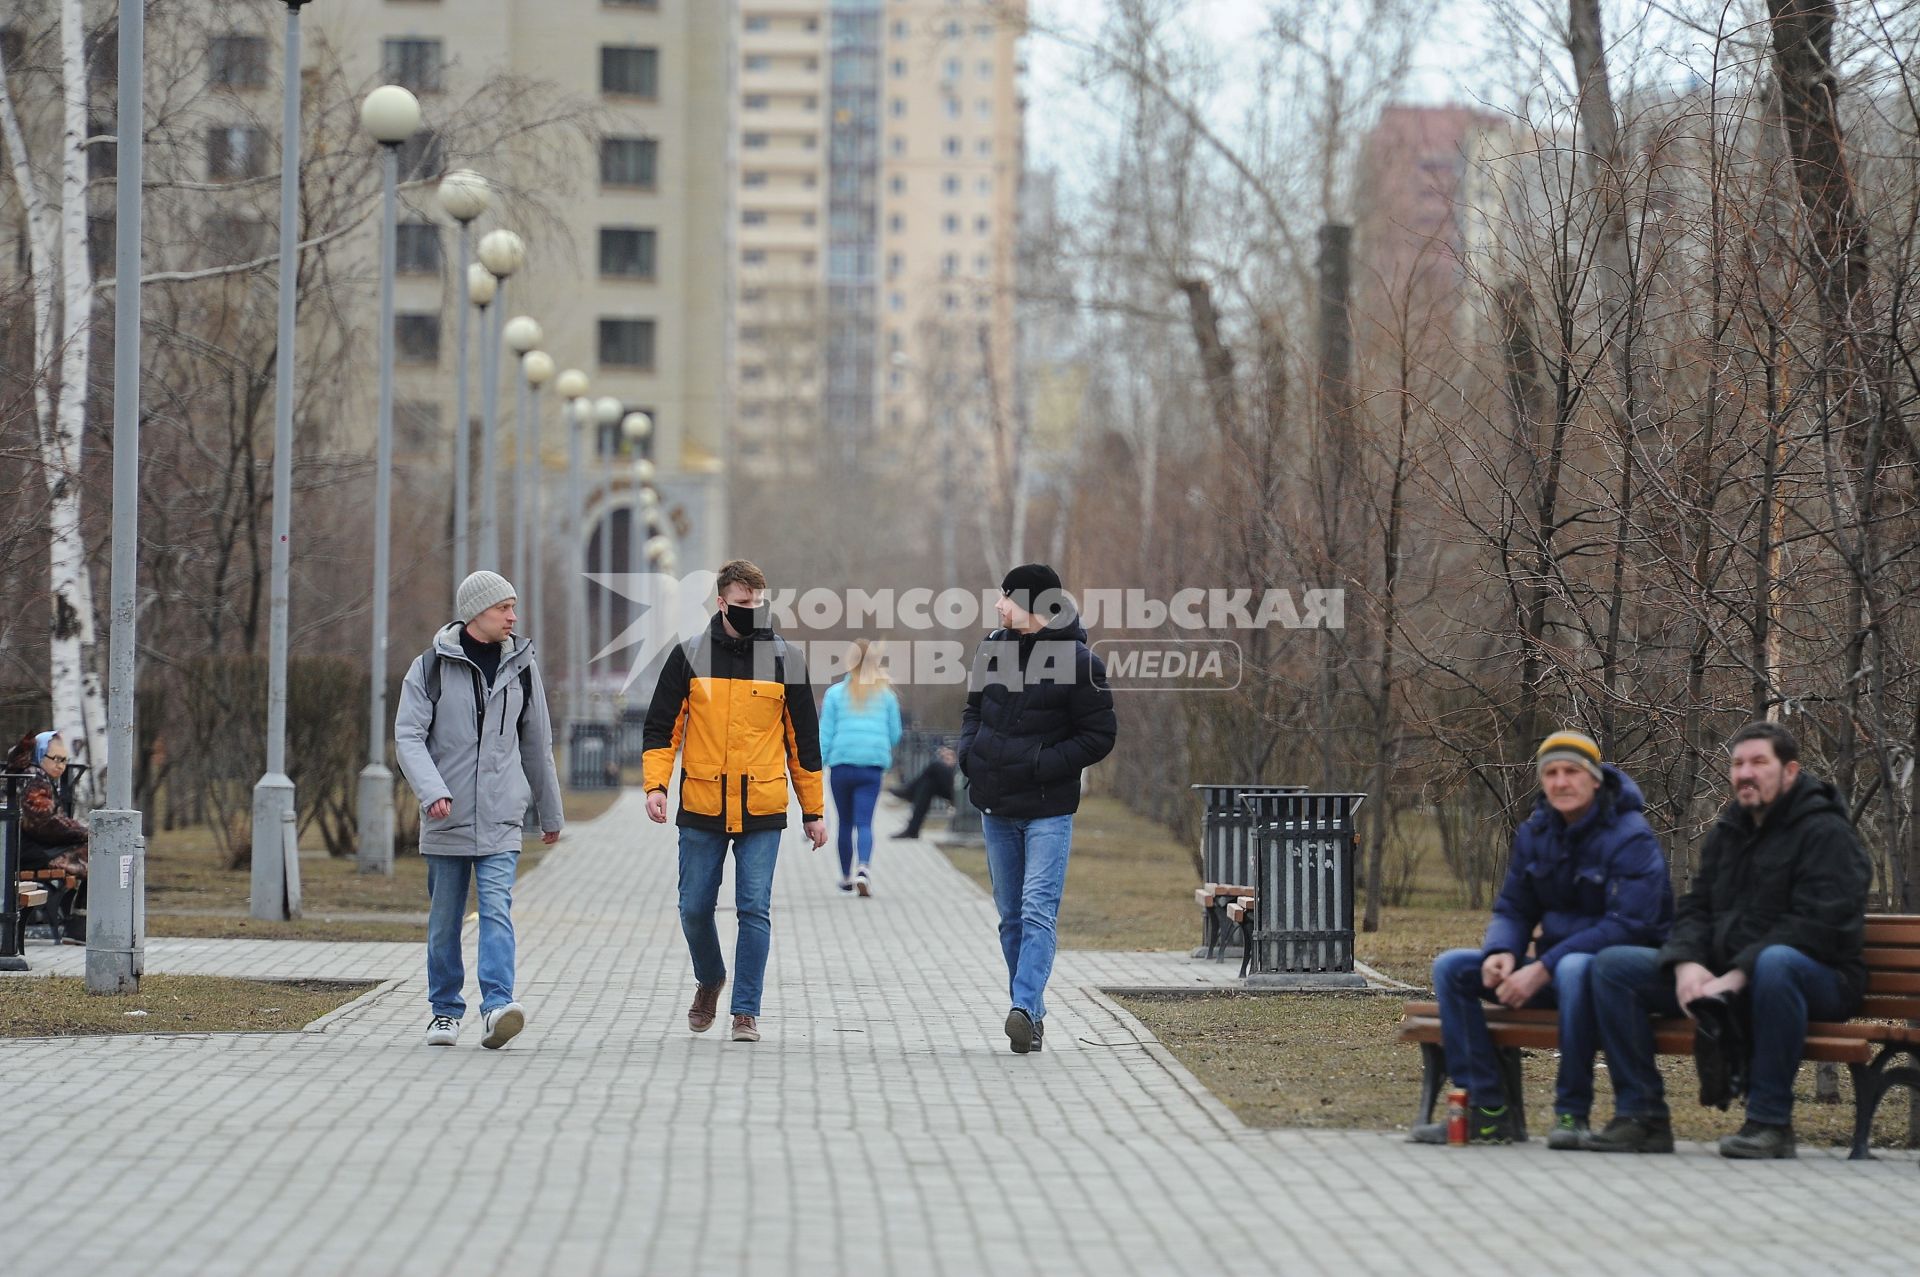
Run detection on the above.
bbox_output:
[1409,1104,1518,1145]
[1583,1115,1675,1153]
[1032,1018,1045,1053]
[1719,1120,1796,1159]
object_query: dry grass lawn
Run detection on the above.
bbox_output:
[0,975,373,1037]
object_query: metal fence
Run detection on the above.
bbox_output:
[892,728,955,790]
[567,722,623,791]
[619,708,647,769]
[1,772,31,969]
[1241,791,1365,975]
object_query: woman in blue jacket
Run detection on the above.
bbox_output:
[819,639,902,895]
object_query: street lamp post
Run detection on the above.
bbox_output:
[523,351,554,654]
[622,411,653,686]
[436,169,489,587]
[356,84,423,877]
[591,396,623,718]
[249,0,314,919]
[476,229,526,568]
[87,0,148,992]
[503,315,544,592]
[555,371,591,742]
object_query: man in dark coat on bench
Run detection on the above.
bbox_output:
[1412,730,1673,1147]
[1586,721,1871,1159]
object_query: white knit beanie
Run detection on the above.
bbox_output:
[457,570,516,623]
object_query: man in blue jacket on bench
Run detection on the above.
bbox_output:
[1412,730,1674,1147]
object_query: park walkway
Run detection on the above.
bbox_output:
[2,792,1916,1275]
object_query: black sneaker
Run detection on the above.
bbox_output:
[1409,1104,1516,1145]
[1546,1113,1590,1150]
[1719,1120,1796,1160]
[1005,1007,1035,1054]
[1584,1115,1675,1153]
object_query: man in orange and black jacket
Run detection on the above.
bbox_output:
[643,559,826,1044]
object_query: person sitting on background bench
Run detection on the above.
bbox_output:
[1412,730,1672,1147]
[1586,721,1870,1159]
[891,746,957,840]
[6,731,89,880]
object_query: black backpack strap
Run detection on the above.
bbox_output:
[422,646,443,735]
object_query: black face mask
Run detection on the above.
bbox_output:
[724,603,767,636]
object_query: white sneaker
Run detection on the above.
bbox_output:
[480,1002,526,1049]
[424,1014,460,1047]
[855,866,872,898]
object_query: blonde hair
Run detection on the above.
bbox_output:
[845,638,890,708]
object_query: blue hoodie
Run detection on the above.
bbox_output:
[1482,764,1674,973]
[819,679,902,770]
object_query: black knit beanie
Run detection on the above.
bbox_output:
[1000,563,1064,614]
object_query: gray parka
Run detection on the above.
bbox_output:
[394,623,564,856]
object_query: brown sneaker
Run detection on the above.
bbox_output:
[688,981,725,1033]
[731,1014,760,1042]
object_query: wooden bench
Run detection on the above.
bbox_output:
[1395,915,1920,1158]
[1194,883,1256,962]
[19,868,81,942]
[16,883,46,909]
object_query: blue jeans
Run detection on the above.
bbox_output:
[1591,943,1848,1124]
[830,765,884,878]
[1432,947,1598,1115]
[981,813,1073,1021]
[425,851,518,1019]
[678,827,782,1017]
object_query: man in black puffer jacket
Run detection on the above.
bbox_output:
[1588,721,1871,1159]
[960,563,1117,1056]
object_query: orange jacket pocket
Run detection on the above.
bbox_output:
[746,773,790,818]
[680,769,724,818]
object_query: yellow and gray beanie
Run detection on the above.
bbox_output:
[1536,729,1603,781]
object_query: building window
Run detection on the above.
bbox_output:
[744,132,769,149]
[744,170,768,187]
[890,20,908,38]
[943,136,960,157]
[886,252,903,277]
[598,227,657,279]
[889,175,905,194]
[745,55,771,71]
[942,174,959,194]
[743,210,767,226]
[745,15,771,32]
[601,46,660,98]
[889,136,905,156]
[382,38,443,93]
[395,400,441,455]
[600,136,659,188]
[603,0,661,7]
[975,215,990,234]
[977,176,992,196]
[890,58,906,77]
[941,252,957,277]
[944,98,961,119]
[888,213,904,232]
[206,125,269,180]
[944,292,959,312]
[742,249,766,266]
[396,222,441,274]
[974,253,989,273]
[943,214,959,233]
[977,138,992,157]
[745,94,769,110]
[209,35,268,89]
[977,98,993,119]
[396,313,441,363]
[944,58,962,80]
[396,129,444,181]
[888,292,904,312]
[945,20,962,37]
[201,214,269,266]
[599,318,656,370]
[978,59,993,78]
[889,97,905,118]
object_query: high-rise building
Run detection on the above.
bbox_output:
[733,1,832,479]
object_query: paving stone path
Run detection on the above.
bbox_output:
[3,792,1914,1275]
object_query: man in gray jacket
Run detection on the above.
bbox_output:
[395,570,563,1049]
